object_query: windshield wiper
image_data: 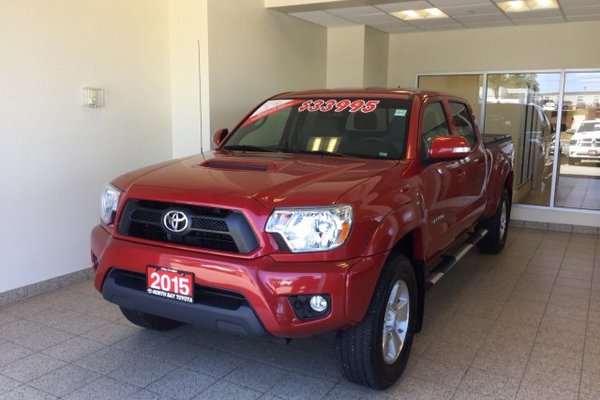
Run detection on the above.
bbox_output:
[222,145,276,152]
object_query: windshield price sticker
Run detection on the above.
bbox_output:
[242,99,303,127]
[298,99,380,113]
[146,266,194,303]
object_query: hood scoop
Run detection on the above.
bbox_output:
[201,160,269,171]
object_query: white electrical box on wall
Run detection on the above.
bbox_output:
[82,87,104,108]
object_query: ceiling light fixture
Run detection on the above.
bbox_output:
[392,7,448,20]
[497,0,559,13]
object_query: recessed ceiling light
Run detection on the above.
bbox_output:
[392,7,448,20]
[497,0,559,13]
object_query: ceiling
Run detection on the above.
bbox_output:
[272,0,600,33]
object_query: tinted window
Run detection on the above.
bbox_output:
[449,102,477,147]
[421,102,450,157]
[225,98,411,160]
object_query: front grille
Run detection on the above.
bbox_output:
[118,200,259,254]
[112,269,247,310]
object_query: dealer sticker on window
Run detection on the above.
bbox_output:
[242,99,303,127]
[297,99,380,113]
[146,266,194,303]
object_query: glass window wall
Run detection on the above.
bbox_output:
[418,70,600,212]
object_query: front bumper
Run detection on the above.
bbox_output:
[91,225,387,338]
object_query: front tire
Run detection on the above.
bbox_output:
[119,306,182,331]
[478,188,510,254]
[337,253,417,389]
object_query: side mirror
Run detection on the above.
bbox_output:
[212,128,229,147]
[429,135,470,160]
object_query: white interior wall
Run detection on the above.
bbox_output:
[207,0,327,132]
[169,0,211,158]
[388,21,600,87]
[363,27,388,88]
[327,26,366,88]
[0,0,173,293]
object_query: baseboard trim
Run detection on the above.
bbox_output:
[510,219,599,235]
[0,268,93,306]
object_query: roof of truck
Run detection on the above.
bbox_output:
[271,88,450,100]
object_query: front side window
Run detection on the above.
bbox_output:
[421,102,450,158]
[224,98,411,160]
[449,102,477,148]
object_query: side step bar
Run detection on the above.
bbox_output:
[425,228,488,291]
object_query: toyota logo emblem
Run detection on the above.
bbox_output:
[163,210,189,233]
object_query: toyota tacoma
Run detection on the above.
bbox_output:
[91,89,513,389]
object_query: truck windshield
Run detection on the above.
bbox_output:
[577,121,600,133]
[223,98,411,160]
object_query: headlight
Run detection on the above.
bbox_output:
[266,205,352,253]
[100,184,121,225]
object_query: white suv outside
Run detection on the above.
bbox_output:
[568,119,600,165]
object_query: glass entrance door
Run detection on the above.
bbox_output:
[555,72,600,210]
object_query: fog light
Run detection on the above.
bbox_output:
[289,294,331,320]
[309,295,328,313]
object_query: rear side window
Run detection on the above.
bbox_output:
[422,102,450,157]
[449,102,477,148]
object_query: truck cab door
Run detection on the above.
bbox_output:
[447,101,488,230]
[419,101,465,259]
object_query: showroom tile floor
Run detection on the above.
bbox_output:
[0,227,599,400]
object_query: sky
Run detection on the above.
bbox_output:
[535,72,600,94]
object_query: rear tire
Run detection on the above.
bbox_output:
[119,306,182,331]
[478,189,510,254]
[337,253,417,389]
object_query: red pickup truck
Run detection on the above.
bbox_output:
[91,89,513,389]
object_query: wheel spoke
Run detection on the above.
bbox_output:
[391,327,403,350]
[381,279,410,365]
[396,298,409,321]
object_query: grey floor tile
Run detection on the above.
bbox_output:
[266,373,336,400]
[0,385,58,400]
[582,351,600,376]
[113,329,173,352]
[81,321,139,345]
[24,308,80,328]
[41,336,105,362]
[146,340,204,366]
[185,347,246,378]
[457,368,520,399]
[322,381,391,400]
[127,389,174,400]
[0,353,66,383]
[108,354,178,387]
[515,381,577,400]
[28,364,100,396]
[0,313,19,327]
[0,320,45,342]
[580,372,600,398]
[535,327,586,353]
[73,346,134,374]
[496,300,546,328]
[62,376,139,400]
[194,381,262,400]
[406,357,468,388]
[12,325,73,351]
[224,361,287,392]
[0,374,21,392]
[387,375,455,400]
[56,314,111,335]
[0,343,34,367]
[147,368,216,400]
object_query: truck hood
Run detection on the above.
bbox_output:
[114,151,398,210]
